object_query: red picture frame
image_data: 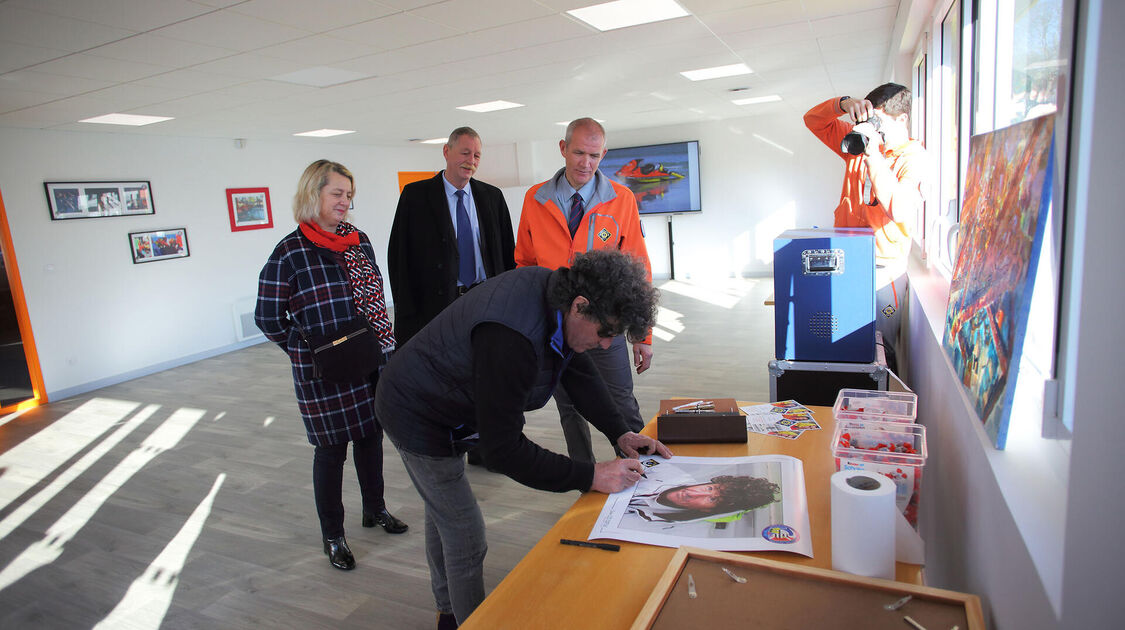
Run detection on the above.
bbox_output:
[226,187,273,232]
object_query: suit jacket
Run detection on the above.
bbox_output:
[388,172,516,345]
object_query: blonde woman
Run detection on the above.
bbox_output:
[256,160,407,570]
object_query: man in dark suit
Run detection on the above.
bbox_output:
[388,126,516,347]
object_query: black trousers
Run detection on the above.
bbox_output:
[312,428,385,540]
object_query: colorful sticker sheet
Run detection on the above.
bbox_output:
[740,401,821,440]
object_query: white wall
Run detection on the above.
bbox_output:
[0,127,435,399]
[907,274,1060,629]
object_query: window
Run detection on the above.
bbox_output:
[970,0,1069,438]
[976,0,1064,133]
[931,0,962,271]
[912,50,928,252]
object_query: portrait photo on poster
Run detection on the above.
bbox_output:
[589,455,812,556]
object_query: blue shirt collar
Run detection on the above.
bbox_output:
[556,171,597,207]
[441,172,471,198]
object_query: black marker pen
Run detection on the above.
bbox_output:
[560,538,620,552]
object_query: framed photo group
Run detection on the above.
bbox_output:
[44,180,154,220]
[43,179,272,266]
[129,228,189,264]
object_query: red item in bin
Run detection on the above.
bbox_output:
[831,420,927,528]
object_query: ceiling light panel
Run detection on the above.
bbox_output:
[78,113,174,126]
[567,0,689,32]
[293,128,356,137]
[732,94,782,105]
[680,63,752,81]
[456,100,525,113]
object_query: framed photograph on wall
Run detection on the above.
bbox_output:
[129,228,189,264]
[225,187,273,232]
[44,181,154,220]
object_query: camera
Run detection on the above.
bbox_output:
[841,116,883,155]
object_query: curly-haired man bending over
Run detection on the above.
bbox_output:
[374,250,674,629]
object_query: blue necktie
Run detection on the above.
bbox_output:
[455,190,476,287]
[568,192,584,238]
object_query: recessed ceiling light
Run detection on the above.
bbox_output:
[456,100,525,113]
[680,63,753,81]
[568,0,689,32]
[78,113,173,126]
[419,138,447,144]
[293,129,356,137]
[732,94,782,105]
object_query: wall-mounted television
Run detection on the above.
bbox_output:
[599,140,701,215]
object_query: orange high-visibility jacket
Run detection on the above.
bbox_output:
[804,97,929,265]
[515,169,652,343]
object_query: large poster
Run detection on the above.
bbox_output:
[589,455,812,557]
[942,115,1055,449]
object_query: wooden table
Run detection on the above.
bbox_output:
[461,404,923,630]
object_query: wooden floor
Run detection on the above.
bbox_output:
[0,276,775,630]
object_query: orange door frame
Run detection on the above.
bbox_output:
[0,187,47,413]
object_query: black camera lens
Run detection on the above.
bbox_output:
[841,118,882,155]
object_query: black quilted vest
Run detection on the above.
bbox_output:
[374,266,569,456]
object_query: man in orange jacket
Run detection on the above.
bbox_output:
[804,83,930,366]
[516,117,653,464]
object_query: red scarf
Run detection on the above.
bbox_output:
[300,221,360,251]
[300,221,396,350]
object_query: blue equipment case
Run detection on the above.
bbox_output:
[773,227,876,363]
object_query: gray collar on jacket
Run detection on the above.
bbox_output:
[533,167,618,208]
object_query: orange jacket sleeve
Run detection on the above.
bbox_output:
[804,97,853,161]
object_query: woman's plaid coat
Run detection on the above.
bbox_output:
[255,228,384,446]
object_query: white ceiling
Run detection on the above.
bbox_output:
[0,0,902,146]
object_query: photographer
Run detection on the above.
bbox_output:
[804,83,930,366]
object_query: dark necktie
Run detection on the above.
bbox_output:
[568,192,585,238]
[455,189,476,287]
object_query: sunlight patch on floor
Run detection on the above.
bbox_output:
[0,398,140,512]
[93,473,226,630]
[0,404,160,542]
[0,408,30,429]
[653,306,684,342]
[0,407,205,592]
[657,278,759,309]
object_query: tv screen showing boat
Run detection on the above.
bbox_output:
[599,140,701,215]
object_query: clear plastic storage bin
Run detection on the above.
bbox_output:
[833,388,918,424]
[831,419,927,527]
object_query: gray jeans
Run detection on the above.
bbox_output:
[553,335,645,463]
[395,448,487,624]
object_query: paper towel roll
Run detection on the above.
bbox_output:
[831,470,896,580]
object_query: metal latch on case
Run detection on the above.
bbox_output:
[802,249,845,275]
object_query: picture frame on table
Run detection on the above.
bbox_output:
[129,228,189,264]
[225,187,273,232]
[44,181,154,220]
